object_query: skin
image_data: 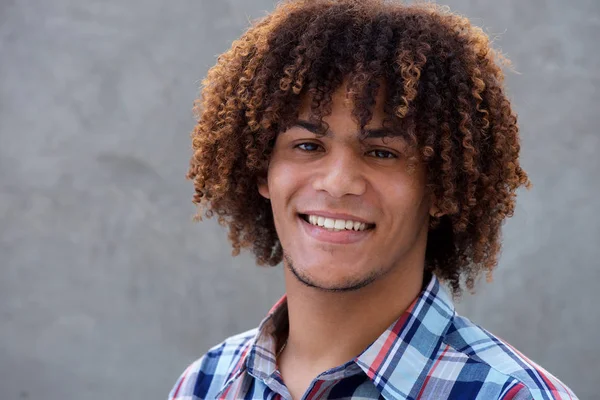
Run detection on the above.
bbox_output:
[258,80,439,399]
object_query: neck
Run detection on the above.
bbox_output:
[281,261,426,371]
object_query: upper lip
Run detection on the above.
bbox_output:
[299,210,374,224]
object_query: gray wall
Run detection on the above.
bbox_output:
[0,0,597,399]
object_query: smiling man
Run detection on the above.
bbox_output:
[263,87,431,300]
[169,1,577,399]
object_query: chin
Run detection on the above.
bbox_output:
[286,255,379,292]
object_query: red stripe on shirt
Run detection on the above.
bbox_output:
[417,344,450,399]
[306,380,326,400]
[170,365,191,399]
[502,339,563,397]
[368,298,419,375]
[503,382,526,399]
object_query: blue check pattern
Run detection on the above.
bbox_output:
[168,275,577,399]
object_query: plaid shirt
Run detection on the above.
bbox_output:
[168,275,577,399]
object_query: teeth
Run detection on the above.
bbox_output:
[334,219,345,229]
[304,215,370,231]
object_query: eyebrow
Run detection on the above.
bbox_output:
[293,119,396,139]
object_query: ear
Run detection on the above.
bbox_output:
[257,176,270,200]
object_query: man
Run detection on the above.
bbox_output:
[169,0,577,398]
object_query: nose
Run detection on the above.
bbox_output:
[312,148,367,198]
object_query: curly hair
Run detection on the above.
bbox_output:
[187,0,531,295]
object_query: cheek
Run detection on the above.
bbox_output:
[268,158,308,197]
[266,162,305,220]
[379,179,429,223]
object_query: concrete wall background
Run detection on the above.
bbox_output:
[0,0,597,399]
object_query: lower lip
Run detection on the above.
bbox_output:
[299,216,373,244]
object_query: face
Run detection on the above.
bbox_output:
[258,81,435,292]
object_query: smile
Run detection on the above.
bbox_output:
[298,213,375,245]
[300,214,374,232]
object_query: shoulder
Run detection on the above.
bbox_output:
[439,313,577,400]
[167,328,258,400]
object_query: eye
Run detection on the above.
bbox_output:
[367,149,397,159]
[295,142,322,152]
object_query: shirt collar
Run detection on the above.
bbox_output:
[217,274,455,399]
[354,274,455,399]
[215,296,287,397]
